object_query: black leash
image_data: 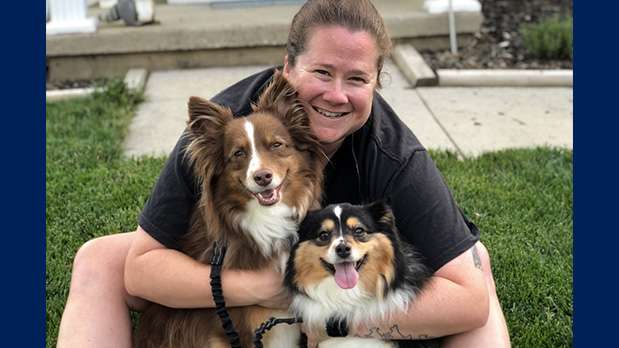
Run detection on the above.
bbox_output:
[210,240,242,348]
[253,316,304,348]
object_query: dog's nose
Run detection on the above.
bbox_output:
[335,243,351,258]
[253,170,273,187]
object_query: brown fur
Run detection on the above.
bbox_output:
[320,219,335,232]
[134,71,324,348]
[354,234,395,298]
[292,244,332,293]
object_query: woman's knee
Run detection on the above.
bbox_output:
[70,232,135,293]
[69,231,149,311]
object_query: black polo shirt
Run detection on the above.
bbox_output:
[139,67,479,273]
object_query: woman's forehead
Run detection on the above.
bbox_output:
[301,26,379,73]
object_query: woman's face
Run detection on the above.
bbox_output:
[283,25,379,156]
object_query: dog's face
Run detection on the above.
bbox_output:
[289,201,400,296]
[185,71,323,218]
[219,113,303,206]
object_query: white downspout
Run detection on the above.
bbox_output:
[46,0,98,35]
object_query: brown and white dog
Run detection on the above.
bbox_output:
[134,71,325,348]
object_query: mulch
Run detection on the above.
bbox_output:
[420,0,573,70]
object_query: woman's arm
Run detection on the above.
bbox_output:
[352,245,490,340]
[124,226,290,309]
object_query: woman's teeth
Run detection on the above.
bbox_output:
[314,106,347,118]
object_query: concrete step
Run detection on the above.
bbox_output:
[46,0,482,82]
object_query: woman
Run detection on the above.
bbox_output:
[57,0,510,347]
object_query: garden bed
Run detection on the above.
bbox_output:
[421,0,573,70]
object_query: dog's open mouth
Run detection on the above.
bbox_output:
[251,185,282,206]
[320,254,368,289]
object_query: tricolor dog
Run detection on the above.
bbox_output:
[286,202,431,348]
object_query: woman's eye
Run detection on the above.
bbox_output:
[350,76,368,84]
[318,231,330,241]
[314,70,331,79]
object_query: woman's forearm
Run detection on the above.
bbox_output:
[125,247,216,308]
[124,246,280,309]
[124,228,290,309]
[354,250,490,340]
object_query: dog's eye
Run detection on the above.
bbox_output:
[353,227,366,236]
[317,231,330,242]
[271,142,283,150]
[233,150,245,157]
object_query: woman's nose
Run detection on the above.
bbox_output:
[322,81,348,104]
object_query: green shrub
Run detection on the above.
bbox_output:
[520,17,573,60]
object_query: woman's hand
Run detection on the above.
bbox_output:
[227,266,292,309]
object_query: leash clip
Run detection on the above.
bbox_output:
[210,240,227,266]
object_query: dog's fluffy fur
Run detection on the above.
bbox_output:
[134,71,324,348]
[285,202,431,348]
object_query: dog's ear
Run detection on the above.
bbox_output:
[366,200,396,231]
[187,96,233,136]
[254,69,297,116]
[185,97,233,186]
[256,71,323,157]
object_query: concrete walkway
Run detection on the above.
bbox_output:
[123,61,572,159]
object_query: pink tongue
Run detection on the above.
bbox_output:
[334,262,358,289]
[259,189,274,199]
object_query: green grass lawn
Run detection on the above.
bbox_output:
[46,84,572,347]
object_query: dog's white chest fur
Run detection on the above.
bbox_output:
[293,278,411,323]
[239,200,298,258]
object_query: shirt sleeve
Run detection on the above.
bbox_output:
[387,150,480,273]
[138,132,198,250]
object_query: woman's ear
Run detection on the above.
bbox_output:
[283,55,290,78]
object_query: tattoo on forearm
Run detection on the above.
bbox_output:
[360,325,434,340]
[471,245,482,269]
[361,325,411,340]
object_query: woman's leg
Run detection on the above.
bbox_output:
[442,241,511,348]
[56,231,148,348]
